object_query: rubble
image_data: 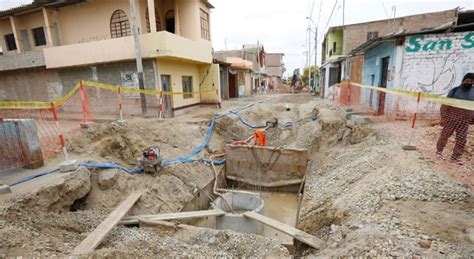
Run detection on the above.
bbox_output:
[0,94,472,257]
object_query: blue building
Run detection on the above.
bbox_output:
[353,38,401,116]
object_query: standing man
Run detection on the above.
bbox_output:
[436,73,474,164]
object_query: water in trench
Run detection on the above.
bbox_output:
[195,191,298,245]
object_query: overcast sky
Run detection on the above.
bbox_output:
[1,0,473,77]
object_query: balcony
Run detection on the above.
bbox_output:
[43,31,213,69]
[0,50,45,71]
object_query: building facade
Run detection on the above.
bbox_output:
[265,53,285,85]
[320,8,459,99]
[356,29,474,117]
[214,43,267,94]
[0,0,219,116]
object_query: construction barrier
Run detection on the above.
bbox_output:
[0,80,219,172]
[333,81,474,171]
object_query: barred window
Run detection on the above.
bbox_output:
[110,10,131,38]
[182,76,193,99]
[200,9,210,40]
[146,8,162,32]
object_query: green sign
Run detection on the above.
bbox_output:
[405,32,474,53]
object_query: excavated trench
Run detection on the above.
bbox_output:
[1,98,381,257]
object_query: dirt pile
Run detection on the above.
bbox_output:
[298,106,474,257]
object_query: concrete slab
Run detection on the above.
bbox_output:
[0,184,11,194]
[351,115,372,125]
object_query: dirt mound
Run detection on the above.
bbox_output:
[298,107,474,257]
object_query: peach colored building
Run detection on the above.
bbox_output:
[0,0,219,117]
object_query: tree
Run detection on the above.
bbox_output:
[301,65,319,87]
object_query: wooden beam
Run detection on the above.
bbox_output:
[139,219,206,231]
[120,209,225,225]
[243,211,323,249]
[225,175,303,188]
[71,191,142,255]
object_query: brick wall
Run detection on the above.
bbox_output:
[343,9,457,55]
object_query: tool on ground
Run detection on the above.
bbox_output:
[139,146,163,174]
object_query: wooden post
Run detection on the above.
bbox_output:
[411,92,421,129]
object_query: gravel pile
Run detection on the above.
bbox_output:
[298,107,473,257]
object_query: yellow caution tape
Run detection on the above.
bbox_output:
[341,81,474,111]
[0,101,51,110]
[52,82,81,107]
[0,80,219,110]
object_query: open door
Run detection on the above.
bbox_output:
[378,57,389,115]
[161,75,174,118]
[229,72,237,98]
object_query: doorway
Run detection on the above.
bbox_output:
[161,75,174,118]
[378,57,390,115]
[165,10,175,33]
[229,73,237,98]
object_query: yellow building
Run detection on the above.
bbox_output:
[0,0,220,117]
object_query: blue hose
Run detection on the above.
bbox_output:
[10,168,60,186]
[8,99,316,187]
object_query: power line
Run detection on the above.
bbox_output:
[380,0,390,19]
[319,0,338,45]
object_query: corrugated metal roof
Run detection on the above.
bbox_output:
[0,0,84,19]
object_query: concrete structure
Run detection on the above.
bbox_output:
[212,191,264,234]
[353,21,474,116]
[320,8,459,99]
[0,0,219,115]
[225,145,308,191]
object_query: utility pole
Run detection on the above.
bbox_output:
[130,0,147,115]
[314,27,318,91]
[257,40,260,93]
[308,27,312,88]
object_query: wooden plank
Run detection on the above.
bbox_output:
[225,175,303,188]
[71,191,142,255]
[243,211,323,249]
[120,209,225,225]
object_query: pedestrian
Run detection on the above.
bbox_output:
[436,73,474,164]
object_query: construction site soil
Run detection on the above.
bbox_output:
[0,94,472,257]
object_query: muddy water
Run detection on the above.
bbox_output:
[195,191,298,245]
[261,191,298,245]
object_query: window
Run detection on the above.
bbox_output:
[110,9,131,38]
[146,8,162,32]
[182,76,193,99]
[165,10,175,33]
[32,27,46,46]
[367,31,379,41]
[4,33,16,51]
[200,9,210,40]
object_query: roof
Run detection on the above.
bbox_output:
[201,0,215,9]
[0,0,84,19]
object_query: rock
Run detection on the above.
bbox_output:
[466,228,474,244]
[419,240,431,249]
[98,169,119,190]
